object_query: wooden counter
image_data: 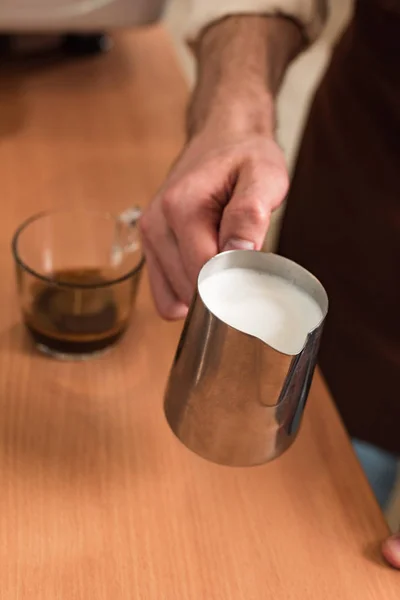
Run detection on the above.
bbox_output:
[0,27,397,599]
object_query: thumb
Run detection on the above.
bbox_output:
[219,163,287,253]
[382,533,400,569]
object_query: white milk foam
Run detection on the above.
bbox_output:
[199,267,323,355]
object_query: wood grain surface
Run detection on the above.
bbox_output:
[0,27,397,599]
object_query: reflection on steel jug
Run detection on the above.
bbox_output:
[164,251,328,467]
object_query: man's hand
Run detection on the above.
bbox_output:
[140,129,288,319]
[140,15,304,319]
[382,533,400,569]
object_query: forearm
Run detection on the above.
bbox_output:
[187,15,304,139]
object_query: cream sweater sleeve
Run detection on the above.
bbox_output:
[186,0,328,44]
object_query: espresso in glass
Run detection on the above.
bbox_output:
[13,209,143,360]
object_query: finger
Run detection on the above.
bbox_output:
[177,205,220,285]
[143,241,188,321]
[219,162,288,252]
[145,216,193,306]
[163,180,221,285]
[382,534,400,569]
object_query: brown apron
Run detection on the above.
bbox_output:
[278,0,400,454]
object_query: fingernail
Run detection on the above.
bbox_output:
[382,535,400,569]
[222,239,256,252]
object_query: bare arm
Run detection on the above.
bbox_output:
[188,15,304,138]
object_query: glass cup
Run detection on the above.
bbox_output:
[12,208,144,360]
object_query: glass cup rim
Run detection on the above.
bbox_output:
[12,208,145,289]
